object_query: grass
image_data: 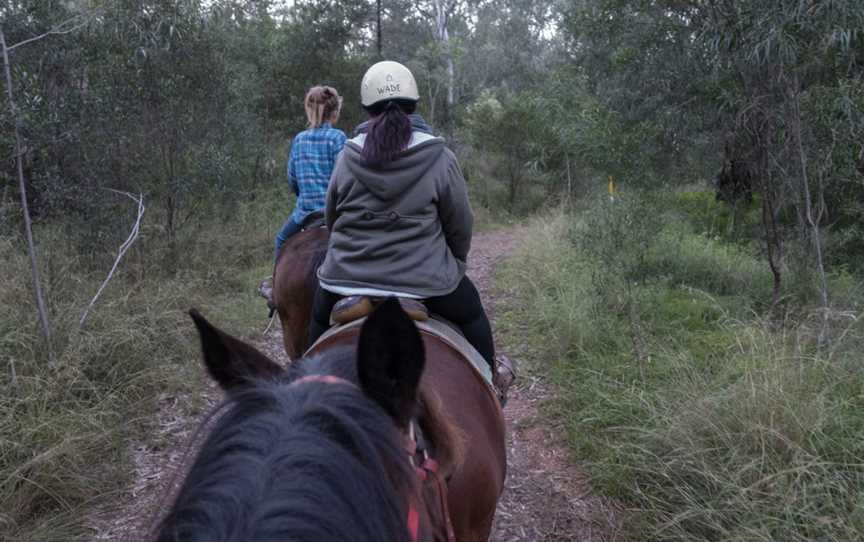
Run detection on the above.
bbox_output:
[495,194,864,540]
[0,186,288,541]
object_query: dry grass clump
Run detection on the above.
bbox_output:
[0,199,277,540]
[614,320,864,541]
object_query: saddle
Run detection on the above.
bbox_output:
[318,296,496,397]
[300,210,326,230]
[331,295,428,325]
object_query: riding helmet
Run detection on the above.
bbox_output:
[360,61,420,108]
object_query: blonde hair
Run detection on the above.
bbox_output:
[304,86,342,128]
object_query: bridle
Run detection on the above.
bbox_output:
[291,375,456,542]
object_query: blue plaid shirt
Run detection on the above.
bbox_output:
[287,122,347,224]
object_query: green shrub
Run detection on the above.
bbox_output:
[496,202,864,541]
[644,225,773,301]
[667,190,761,243]
[0,186,281,541]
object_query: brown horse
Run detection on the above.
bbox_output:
[154,299,506,542]
[271,222,506,539]
[271,226,328,359]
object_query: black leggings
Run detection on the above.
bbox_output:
[309,276,495,367]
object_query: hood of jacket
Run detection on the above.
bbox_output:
[343,137,446,201]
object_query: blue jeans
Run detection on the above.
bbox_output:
[274,217,302,261]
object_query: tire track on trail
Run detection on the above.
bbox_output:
[91,229,615,541]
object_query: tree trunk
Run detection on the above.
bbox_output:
[376,0,382,58]
[434,0,455,108]
[1,27,53,361]
[507,161,519,212]
[790,82,830,347]
[761,185,783,309]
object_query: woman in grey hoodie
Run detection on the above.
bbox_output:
[309,61,494,370]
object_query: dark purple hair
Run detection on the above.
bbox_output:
[362,99,417,167]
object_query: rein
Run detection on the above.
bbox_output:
[290,374,456,542]
[405,425,457,542]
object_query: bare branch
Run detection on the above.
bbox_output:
[80,191,146,327]
[8,18,91,52]
[414,2,435,20]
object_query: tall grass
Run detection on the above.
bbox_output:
[496,194,864,540]
[0,186,289,541]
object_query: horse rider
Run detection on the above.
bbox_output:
[261,86,346,307]
[309,61,510,389]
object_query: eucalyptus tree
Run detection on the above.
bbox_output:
[559,0,864,321]
[701,0,864,334]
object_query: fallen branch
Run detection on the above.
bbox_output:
[79,190,145,326]
[263,313,277,335]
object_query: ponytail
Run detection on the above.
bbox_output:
[304,86,342,128]
[362,100,415,167]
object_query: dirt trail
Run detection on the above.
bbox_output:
[471,230,617,542]
[91,229,614,541]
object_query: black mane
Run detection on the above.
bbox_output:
[154,348,418,542]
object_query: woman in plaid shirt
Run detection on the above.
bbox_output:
[274,86,347,259]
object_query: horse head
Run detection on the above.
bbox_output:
[155,298,453,542]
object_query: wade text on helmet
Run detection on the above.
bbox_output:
[378,82,401,96]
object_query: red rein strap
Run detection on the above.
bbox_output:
[417,458,457,542]
[405,435,456,542]
[292,375,454,542]
[407,499,422,542]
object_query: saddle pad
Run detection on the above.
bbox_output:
[415,319,493,388]
[306,317,494,392]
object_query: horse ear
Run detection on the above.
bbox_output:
[189,309,282,390]
[357,298,425,428]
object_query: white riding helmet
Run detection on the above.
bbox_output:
[360,61,420,107]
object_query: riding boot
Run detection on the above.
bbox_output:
[492,354,516,407]
[258,278,276,317]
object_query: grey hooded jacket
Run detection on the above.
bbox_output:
[317,133,473,297]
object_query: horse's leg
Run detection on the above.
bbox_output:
[472,514,495,542]
[279,304,305,360]
[274,262,316,360]
[275,273,309,360]
[447,461,501,542]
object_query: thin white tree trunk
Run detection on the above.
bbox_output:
[791,81,830,347]
[1,27,53,361]
[376,0,382,57]
[435,0,455,107]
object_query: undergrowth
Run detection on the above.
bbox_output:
[0,186,288,541]
[496,192,864,540]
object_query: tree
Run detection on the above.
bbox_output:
[558,0,864,322]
